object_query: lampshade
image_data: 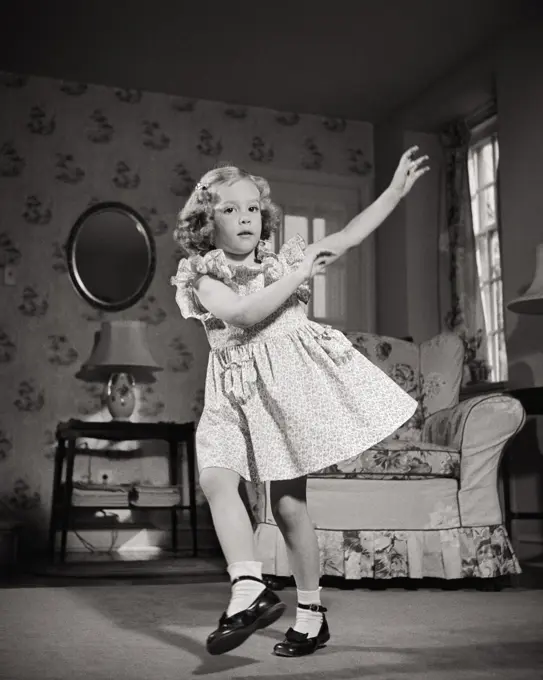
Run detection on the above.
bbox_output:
[77,320,162,383]
[508,243,543,315]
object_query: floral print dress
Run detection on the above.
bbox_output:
[171,234,417,483]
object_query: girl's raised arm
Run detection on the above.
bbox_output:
[307,146,429,259]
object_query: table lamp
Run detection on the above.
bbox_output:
[77,320,162,420]
[508,243,543,315]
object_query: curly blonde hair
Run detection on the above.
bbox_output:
[173,164,282,257]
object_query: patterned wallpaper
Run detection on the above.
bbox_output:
[0,70,373,553]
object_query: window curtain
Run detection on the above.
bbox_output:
[438,120,490,386]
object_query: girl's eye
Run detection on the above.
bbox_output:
[223,207,234,214]
[249,206,260,212]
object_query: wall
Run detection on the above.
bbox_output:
[373,126,443,343]
[494,16,543,556]
[0,71,373,555]
[403,130,443,344]
[496,20,543,388]
[373,124,408,338]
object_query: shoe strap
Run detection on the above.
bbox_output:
[285,626,308,642]
[297,602,327,613]
[231,574,265,586]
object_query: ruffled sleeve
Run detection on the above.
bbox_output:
[170,250,234,321]
[277,234,311,304]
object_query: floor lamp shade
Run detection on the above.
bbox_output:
[508,243,543,315]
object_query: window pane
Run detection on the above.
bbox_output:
[475,235,490,284]
[480,142,495,187]
[313,217,326,241]
[313,274,326,317]
[468,154,477,196]
[486,331,496,381]
[498,331,508,381]
[284,215,309,245]
[326,263,347,319]
[497,297,504,335]
[471,195,481,235]
[490,229,501,279]
[490,331,504,381]
[493,332,501,381]
[480,281,492,333]
[482,186,496,228]
[269,229,278,252]
[492,279,504,333]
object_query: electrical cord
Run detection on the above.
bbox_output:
[72,510,119,556]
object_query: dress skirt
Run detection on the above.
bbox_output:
[195,320,418,483]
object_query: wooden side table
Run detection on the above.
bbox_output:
[503,387,543,537]
[0,518,21,574]
[49,420,197,563]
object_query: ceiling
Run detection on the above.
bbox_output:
[0,0,538,126]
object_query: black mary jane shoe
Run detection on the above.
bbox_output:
[273,603,330,657]
[206,575,287,656]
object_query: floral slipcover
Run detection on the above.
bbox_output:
[249,332,525,580]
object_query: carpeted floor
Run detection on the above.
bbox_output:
[1,582,542,680]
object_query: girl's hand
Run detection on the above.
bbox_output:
[299,247,338,281]
[389,146,430,198]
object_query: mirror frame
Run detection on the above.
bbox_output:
[66,201,157,312]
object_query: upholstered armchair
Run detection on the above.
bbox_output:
[247,332,525,584]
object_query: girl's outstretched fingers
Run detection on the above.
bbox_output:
[404,145,419,161]
[390,148,430,197]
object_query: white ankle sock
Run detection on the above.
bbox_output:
[226,561,266,617]
[294,587,323,638]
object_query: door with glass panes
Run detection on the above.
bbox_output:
[266,179,375,332]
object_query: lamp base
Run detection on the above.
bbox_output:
[106,372,136,420]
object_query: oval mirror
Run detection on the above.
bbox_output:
[67,202,156,312]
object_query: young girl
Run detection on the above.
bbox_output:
[171,147,429,657]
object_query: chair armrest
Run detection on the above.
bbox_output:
[422,395,525,525]
[423,394,525,449]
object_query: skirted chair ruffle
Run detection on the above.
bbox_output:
[254,522,521,580]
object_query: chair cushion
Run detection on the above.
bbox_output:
[342,332,422,440]
[309,439,461,480]
[343,332,420,396]
[419,333,464,417]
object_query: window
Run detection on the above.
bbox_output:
[467,131,508,382]
[270,208,348,325]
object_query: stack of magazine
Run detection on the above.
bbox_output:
[70,482,182,508]
[71,481,129,507]
[128,484,182,507]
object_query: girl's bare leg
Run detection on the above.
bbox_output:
[199,466,265,615]
[270,476,324,636]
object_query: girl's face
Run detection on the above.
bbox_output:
[213,178,262,261]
